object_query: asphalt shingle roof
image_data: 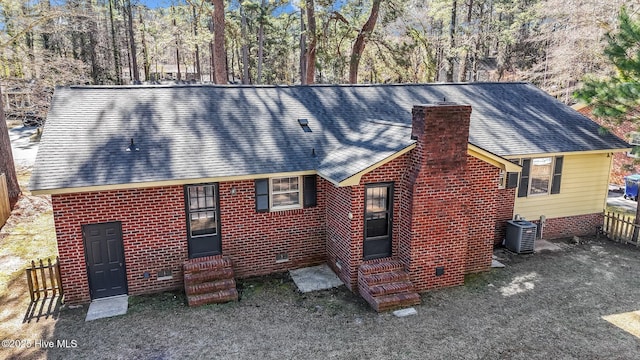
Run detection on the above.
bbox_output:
[30,83,629,192]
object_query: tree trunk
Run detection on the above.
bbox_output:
[305,0,317,84]
[458,0,472,82]
[125,0,139,83]
[139,10,151,81]
[121,2,133,82]
[87,0,100,84]
[0,87,20,206]
[299,8,307,85]
[209,19,215,83]
[256,0,266,84]
[192,5,201,82]
[446,0,457,82]
[240,5,249,84]
[173,15,181,81]
[108,0,122,84]
[211,0,227,84]
[348,0,382,84]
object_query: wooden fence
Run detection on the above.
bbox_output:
[0,173,10,228]
[602,211,640,247]
[25,257,63,302]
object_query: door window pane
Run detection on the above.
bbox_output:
[366,217,389,238]
[365,186,390,238]
[190,211,217,237]
[187,185,217,237]
[366,187,387,214]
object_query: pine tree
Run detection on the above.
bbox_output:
[574,7,640,121]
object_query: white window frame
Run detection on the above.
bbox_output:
[528,157,553,196]
[628,132,640,158]
[269,176,303,211]
[498,170,506,189]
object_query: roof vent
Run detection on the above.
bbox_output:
[126,138,139,152]
[298,118,312,133]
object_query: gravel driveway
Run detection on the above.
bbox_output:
[14,237,640,359]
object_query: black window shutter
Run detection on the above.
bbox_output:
[506,172,519,189]
[551,156,563,194]
[518,158,531,198]
[255,179,269,212]
[303,175,317,208]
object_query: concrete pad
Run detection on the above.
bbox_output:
[535,239,562,253]
[491,259,506,268]
[290,264,344,293]
[85,295,128,321]
[393,308,417,317]
[603,310,640,338]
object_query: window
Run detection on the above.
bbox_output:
[255,175,317,212]
[628,132,640,158]
[498,170,506,189]
[517,156,563,197]
[186,185,217,237]
[271,176,301,210]
[529,157,552,195]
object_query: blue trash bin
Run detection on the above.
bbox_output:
[624,174,640,201]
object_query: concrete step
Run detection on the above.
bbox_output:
[184,268,235,285]
[369,292,421,312]
[187,288,239,307]
[360,271,410,287]
[366,281,415,297]
[185,278,236,296]
[358,260,405,276]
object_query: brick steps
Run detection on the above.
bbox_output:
[368,281,414,296]
[184,255,238,307]
[358,260,420,312]
[184,268,235,284]
[359,260,405,275]
[370,292,421,312]
[360,271,410,286]
[186,279,237,296]
[187,288,239,307]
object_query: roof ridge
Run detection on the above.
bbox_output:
[62,82,530,90]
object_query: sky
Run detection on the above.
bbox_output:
[137,0,299,11]
[136,0,346,13]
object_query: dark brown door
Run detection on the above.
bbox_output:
[185,184,221,258]
[364,183,393,260]
[83,222,127,299]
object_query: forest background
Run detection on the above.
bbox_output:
[0,0,638,122]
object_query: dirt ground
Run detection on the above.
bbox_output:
[0,236,637,359]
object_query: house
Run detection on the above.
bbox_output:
[573,103,639,186]
[30,83,629,311]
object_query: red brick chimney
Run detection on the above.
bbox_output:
[400,103,472,292]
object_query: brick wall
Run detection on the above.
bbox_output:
[352,153,409,288]
[325,184,354,289]
[531,213,603,239]
[52,187,187,304]
[218,178,326,278]
[53,177,328,304]
[400,104,472,292]
[466,156,500,273]
[495,188,516,246]
[325,154,409,291]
